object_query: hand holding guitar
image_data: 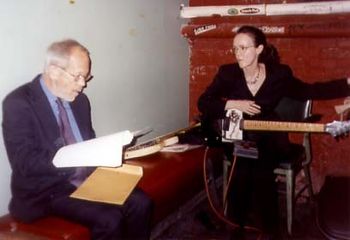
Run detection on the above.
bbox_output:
[225,100,261,116]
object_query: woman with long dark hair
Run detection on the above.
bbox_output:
[198,25,350,239]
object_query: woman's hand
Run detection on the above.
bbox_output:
[225,100,261,116]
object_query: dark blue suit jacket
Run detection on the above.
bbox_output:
[2,75,95,222]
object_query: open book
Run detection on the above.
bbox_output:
[53,130,133,168]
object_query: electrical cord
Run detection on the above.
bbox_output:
[203,146,263,239]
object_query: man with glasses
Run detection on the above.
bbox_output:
[2,39,153,239]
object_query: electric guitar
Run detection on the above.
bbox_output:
[222,109,350,142]
[124,123,201,159]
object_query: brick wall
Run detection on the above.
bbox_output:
[182,0,350,191]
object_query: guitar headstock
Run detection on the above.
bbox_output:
[325,120,350,137]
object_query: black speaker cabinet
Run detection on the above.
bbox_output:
[317,176,350,240]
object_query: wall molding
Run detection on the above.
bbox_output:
[180,1,350,18]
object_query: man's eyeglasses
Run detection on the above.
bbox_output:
[233,45,255,54]
[55,65,93,82]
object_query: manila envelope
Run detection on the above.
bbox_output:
[70,164,143,205]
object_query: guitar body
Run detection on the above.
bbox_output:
[200,116,223,147]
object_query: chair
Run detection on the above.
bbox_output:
[273,97,314,235]
[223,97,314,235]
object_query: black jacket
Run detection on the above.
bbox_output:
[2,75,95,222]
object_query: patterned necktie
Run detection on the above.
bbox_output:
[56,99,89,187]
[56,99,76,145]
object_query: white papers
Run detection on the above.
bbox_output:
[53,130,133,168]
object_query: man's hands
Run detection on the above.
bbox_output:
[225,100,261,116]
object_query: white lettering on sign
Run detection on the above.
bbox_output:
[261,26,285,34]
[240,7,261,14]
[194,24,217,35]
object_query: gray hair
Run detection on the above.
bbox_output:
[44,39,90,70]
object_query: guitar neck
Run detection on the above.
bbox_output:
[155,122,201,142]
[241,120,326,133]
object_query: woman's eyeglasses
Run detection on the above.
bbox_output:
[233,45,255,54]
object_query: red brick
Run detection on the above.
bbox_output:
[191,38,233,50]
[190,48,233,66]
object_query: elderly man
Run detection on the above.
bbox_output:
[2,39,153,239]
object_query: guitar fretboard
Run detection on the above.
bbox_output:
[242,120,325,133]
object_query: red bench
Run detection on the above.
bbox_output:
[0,146,218,239]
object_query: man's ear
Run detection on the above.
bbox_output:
[47,65,60,80]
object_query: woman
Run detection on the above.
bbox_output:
[198,25,350,238]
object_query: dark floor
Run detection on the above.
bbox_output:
[155,195,325,240]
